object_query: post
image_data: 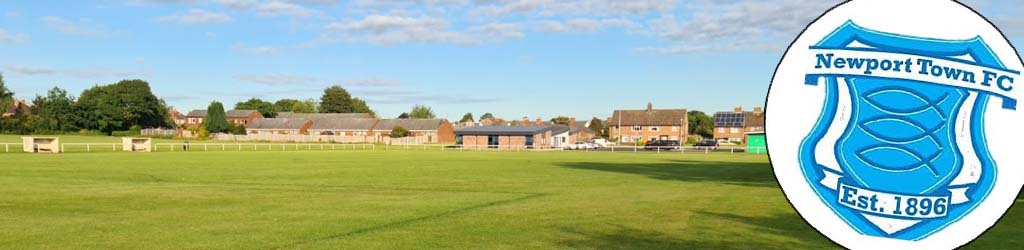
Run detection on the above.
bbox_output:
[87,144,91,152]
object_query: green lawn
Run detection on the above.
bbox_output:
[0,148,1021,249]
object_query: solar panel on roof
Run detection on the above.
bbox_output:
[715,113,745,127]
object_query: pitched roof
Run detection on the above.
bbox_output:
[226,109,259,118]
[247,118,310,130]
[308,118,378,130]
[279,113,372,119]
[550,125,572,135]
[744,111,765,128]
[168,109,185,119]
[186,109,207,117]
[375,119,446,131]
[610,109,688,126]
[3,99,30,116]
[456,125,553,136]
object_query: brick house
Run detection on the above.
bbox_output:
[167,109,185,127]
[713,107,765,143]
[246,118,313,135]
[277,112,373,120]
[183,109,263,128]
[226,110,263,127]
[373,119,456,144]
[184,110,207,128]
[608,103,689,144]
[306,118,379,136]
[455,126,554,149]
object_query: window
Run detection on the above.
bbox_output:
[718,128,725,133]
[488,135,500,149]
[633,136,641,142]
[730,128,740,133]
[672,126,679,132]
[614,126,619,131]
[650,127,659,132]
[525,136,534,146]
[632,126,642,131]
[456,135,463,145]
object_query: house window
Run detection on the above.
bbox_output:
[718,128,725,133]
[650,127,659,132]
[632,126,642,131]
[525,136,534,146]
[672,126,679,132]
[488,135,500,148]
[456,135,463,145]
[614,126,619,131]
[730,128,740,133]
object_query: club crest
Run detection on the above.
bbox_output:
[767,1,1024,249]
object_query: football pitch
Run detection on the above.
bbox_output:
[0,147,1021,249]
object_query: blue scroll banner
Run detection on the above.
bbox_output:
[804,48,1019,110]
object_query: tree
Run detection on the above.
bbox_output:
[0,73,12,107]
[459,113,474,123]
[319,85,355,113]
[480,113,494,120]
[390,126,409,138]
[397,113,410,119]
[227,122,247,135]
[588,117,606,138]
[75,79,169,133]
[32,87,77,132]
[351,98,375,117]
[204,101,228,133]
[409,104,436,119]
[550,116,571,125]
[236,98,276,118]
[688,110,714,139]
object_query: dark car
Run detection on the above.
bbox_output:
[644,140,680,150]
[694,140,719,150]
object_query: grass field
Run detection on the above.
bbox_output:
[0,139,1022,249]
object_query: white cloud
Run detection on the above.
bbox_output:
[345,78,402,87]
[257,1,324,18]
[232,44,280,55]
[3,65,148,79]
[324,15,523,45]
[640,0,839,54]
[41,16,108,36]
[236,74,322,86]
[158,9,233,24]
[538,18,640,33]
[0,29,29,43]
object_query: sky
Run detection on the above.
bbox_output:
[0,0,1021,120]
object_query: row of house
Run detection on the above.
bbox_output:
[601,103,765,145]
[454,118,596,149]
[712,107,765,143]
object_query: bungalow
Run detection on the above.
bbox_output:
[550,126,573,148]
[277,112,373,119]
[455,126,554,149]
[246,118,313,135]
[608,102,689,144]
[306,118,379,136]
[713,107,765,143]
[373,119,456,144]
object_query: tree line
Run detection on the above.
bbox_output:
[234,85,375,118]
[0,74,171,135]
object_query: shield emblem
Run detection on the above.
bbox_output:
[798,21,1005,240]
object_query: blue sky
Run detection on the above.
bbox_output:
[0,0,1021,120]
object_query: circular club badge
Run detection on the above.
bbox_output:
[766,0,1024,249]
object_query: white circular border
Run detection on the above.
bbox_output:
[766,0,1024,249]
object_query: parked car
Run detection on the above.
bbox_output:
[694,140,719,150]
[588,139,608,148]
[565,142,596,150]
[644,140,680,150]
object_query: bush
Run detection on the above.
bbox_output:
[686,135,702,145]
[635,140,646,146]
[227,123,247,135]
[390,126,409,138]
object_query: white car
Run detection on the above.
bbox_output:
[588,139,608,148]
[565,142,596,150]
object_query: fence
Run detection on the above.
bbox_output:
[0,141,767,155]
[141,128,178,137]
[212,134,436,145]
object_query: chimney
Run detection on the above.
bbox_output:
[536,118,543,126]
[754,107,763,113]
[646,102,653,112]
[569,118,577,128]
[734,106,743,112]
